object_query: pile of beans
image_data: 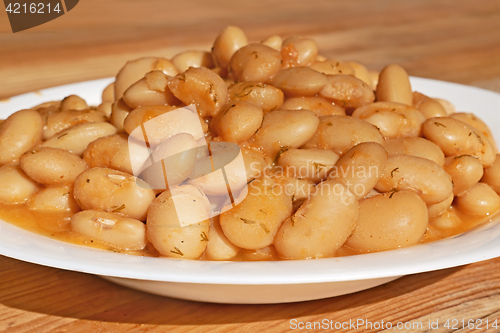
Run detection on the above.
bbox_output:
[1,26,500,261]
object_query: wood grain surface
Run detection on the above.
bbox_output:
[1,0,500,332]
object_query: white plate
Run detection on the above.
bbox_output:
[1,78,500,304]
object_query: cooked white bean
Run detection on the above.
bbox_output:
[273,176,315,202]
[97,101,113,118]
[110,98,132,133]
[345,191,428,252]
[346,61,374,89]
[329,142,388,199]
[482,154,500,194]
[238,245,279,261]
[212,26,248,70]
[42,122,117,156]
[450,112,498,152]
[274,180,358,259]
[412,92,447,118]
[172,51,215,73]
[73,167,155,221]
[219,179,292,250]
[211,101,263,142]
[310,59,355,76]
[0,109,43,165]
[229,43,282,83]
[375,155,453,204]
[241,147,271,182]
[83,134,133,174]
[114,57,178,100]
[228,82,284,112]
[44,109,107,140]
[122,71,181,109]
[455,183,500,216]
[434,98,455,115]
[384,137,445,166]
[352,101,425,138]
[251,110,319,157]
[0,164,39,204]
[280,96,345,116]
[443,155,484,196]
[320,74,375,109]
[422,117,496,166]
[369,70,379,90]
[102,82,114,103]
[169,67,229,117]
[430,208,462,230]
[303,115,384,155]
[147,185,211,258]
[281,36,318,68]
[29,184,80,213]
[72,210,146,251]
[376,64,412,105]
[427,193,454,218]
[261,35,282,51]
[20,147,88,185]
[60,95,88,111]
[277,148,339,183]
[204,217,240,260]
[271,67,328,97]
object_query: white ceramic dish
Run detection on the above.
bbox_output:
[0,77,499,304]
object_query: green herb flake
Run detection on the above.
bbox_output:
[390,167,399,178]
[434,122,446,128]
[389,189,399,199]
[57,133,68,139]
[240,218,256,224]
[274,146,290,164]
[200,232,208,242]
[170,247,184,256]
[259,223,270,234]
[111,204,126,213]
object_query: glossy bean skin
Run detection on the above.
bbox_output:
[434,98,455,115]
[241,147,271,182]
[281,36,318,68]
[375,155,453,204]
[280,96,345,116]
[277,148,339,183]
[455,183,500,216]
[384,137,445,166]
[211,101,264,143]
[346,61,373,89]
[60,95,88,111]
[310,59,355,76]
[482,154,500,194]
[431,208,462,230]
[44,109,108,140]
[42,122,118,156]
[228,82,284,112]
[172,51,215,72]
[344,191,428,253]
[273,176,315,203]
[212,26,248,70]
[238,245,279,261]
[376,64,413,105]
[204,217,240,261]
[83,134,133,174]
[443,155,484,196]
[303,115,384,156]
[73,167,155,221]
[114,57,178,100]
[169,67,229,117]
[96,101,112,118]
[0,164,40,204]
[422,117,496,166]
[147,185,211,259]
[412,92,447,119]
[19,147,88,185]
[110,99,132,133]
[229,43,282,83]
[328,142,388,200]
[29,184,80,214]
[352,102,425,138]
[427,193,454,218]
[319,75,375,109]
[71,210,147,251]
[450,112,498,152]
[261,35,282,51]
[219,179,292,250]
[271,67,327,97]
[0,109,43,166]
[274,180,358,259]
[251,110,319,157]
[122,71,181,109]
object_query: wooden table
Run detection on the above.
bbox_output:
[1,0,500,331]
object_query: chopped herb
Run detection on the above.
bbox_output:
[240,217,256,224]
[170,247,184,256]
[63,192,70,196]
[86,179,90,183]
[274,146,290,164]
[290,215,295,227]
[178,74,186,81]
[389,189,399,198]
[313,162,327,174]
[351,151,356,158]
[434,122,446,128]
[390,167,399,178]
[200,232,208,242]
[259,223,270,234]
[260,209,267,215]
[451,180,455,187]
[291,194,295,202]
[111,204,126,212]
[57,133,68,139]
[327,122,333,126]
[247,178,256,185]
